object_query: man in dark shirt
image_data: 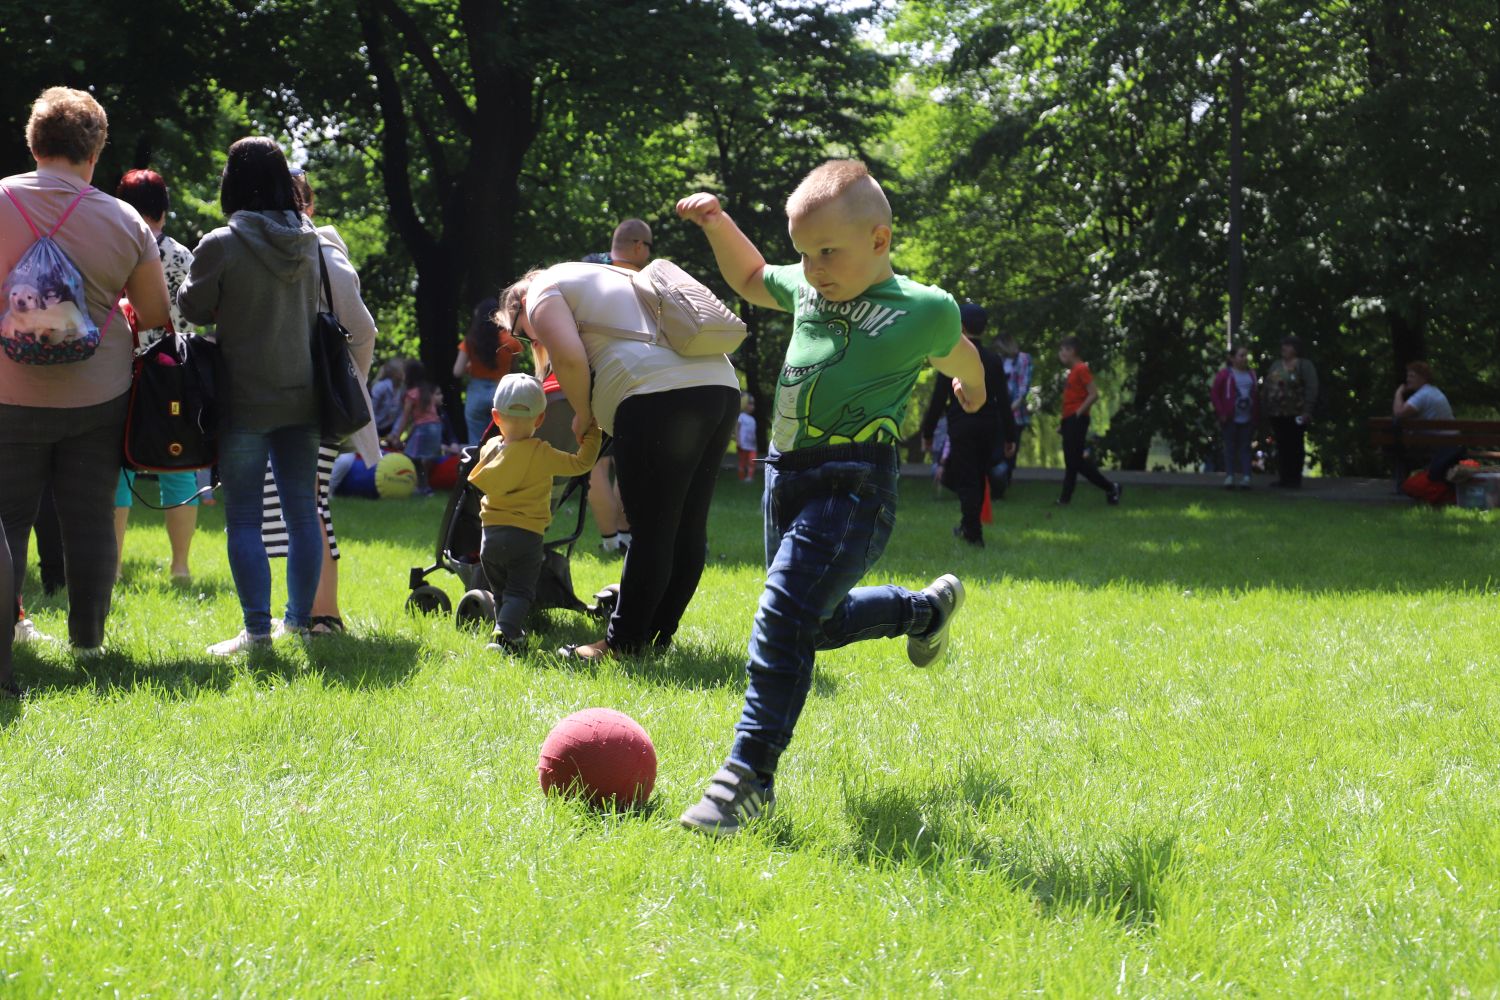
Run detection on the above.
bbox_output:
[920,303,1016,547]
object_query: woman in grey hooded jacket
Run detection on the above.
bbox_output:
[178,137,324,656]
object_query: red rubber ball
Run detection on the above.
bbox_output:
[537,708,657,808]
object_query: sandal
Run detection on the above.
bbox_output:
[309,616,346,635]
[557,638,613,662]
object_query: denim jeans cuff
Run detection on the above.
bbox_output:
[729,733,780,781]
[911,593,935,637]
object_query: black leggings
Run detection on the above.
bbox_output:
[1271,416,1305,486]
[0,394,128,650]
[608,385,739,652]
[1060,413,1113,501]
[942,420,998,540]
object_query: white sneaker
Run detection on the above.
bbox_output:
[1238,475,1251,488]
[71,645,106,661]
[13,618,55,645]
[1223,474,1235,488]
[207,630,272,657]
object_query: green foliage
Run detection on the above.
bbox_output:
[888,0,1500,474]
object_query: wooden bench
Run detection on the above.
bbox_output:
[1368,418,1500,461]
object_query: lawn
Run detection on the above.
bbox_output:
[1,475,1497,995]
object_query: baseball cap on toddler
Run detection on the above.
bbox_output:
[492,373,547,419]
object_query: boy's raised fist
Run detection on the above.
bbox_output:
[675,193,724,228]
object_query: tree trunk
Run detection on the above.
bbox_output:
[1226,0,1245,350]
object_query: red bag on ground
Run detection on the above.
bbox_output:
[1401,470,1455,506]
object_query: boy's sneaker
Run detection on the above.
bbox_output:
[207,630,272,657]
[907,574,965,668]
[1238,475,1252,489]
[1107,483,1124,506]
[679,762,775,837]
[13,618,55,645]
[1223,474,1234,488]
[486,630,526,654]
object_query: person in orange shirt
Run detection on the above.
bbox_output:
[454,297,524,445]
[1056,336,1122,506]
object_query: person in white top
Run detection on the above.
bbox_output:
[497,260,741,660]
[1389,360,1456,485]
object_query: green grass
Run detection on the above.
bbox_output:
[1,475,1497,995]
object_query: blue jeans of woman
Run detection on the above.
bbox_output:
[1222,420,1253,476]
[464,378,500,445]
[730,445,935,784]
[219,425,322,634]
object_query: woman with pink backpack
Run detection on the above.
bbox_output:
[0,88,172,688]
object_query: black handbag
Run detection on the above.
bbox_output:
[123,319,223,477]
[312,246,371,439]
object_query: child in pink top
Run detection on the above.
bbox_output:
[394,359,445,495]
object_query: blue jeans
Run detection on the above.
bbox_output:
[730,448,934,783]
[1222,421,1252,476]
[219,425,322,634]
[465,378,500,445]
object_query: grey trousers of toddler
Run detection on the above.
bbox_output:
[479,525,545,639]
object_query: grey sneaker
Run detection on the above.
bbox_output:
[679,762,775,838]
[907,573,965,667]
[486,629,526,654]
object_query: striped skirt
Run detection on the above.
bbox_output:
[262,444,340,560]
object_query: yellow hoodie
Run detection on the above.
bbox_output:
[467,426,602,534]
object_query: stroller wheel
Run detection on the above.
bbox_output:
[406,584,452,616]
[455,589,497,631]
[587,583,621,620]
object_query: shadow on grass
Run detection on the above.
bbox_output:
[836,769,1177,928]
[3,632,424,714]
[206,470,1494,602]
[113,559,236,598]
[517,629,838,697]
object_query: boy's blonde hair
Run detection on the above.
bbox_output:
[785,159,891,227]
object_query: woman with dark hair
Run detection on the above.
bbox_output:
[258,167,380,635]
[177,136,324,656]
[0,87,171,679]
[1262,335,1318,489]
[453,296,522,444]
[113,168,202,579]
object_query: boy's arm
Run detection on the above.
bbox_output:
[930,337,986,414]
[543,425,603,476]
[676,194,782,311]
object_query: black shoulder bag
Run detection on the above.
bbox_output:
[312,245,372,440]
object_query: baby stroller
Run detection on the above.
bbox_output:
[405,396,619,630]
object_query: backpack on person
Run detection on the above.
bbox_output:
[582,259,747,357]
[0,186,122,365]
[122,303,223,483]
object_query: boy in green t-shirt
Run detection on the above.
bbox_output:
[675,160,988,837]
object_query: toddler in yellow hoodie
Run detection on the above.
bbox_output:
[467,374,601,651]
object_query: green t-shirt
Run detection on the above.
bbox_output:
[761,265,962,452]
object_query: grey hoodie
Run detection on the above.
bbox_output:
[178,210,320,431]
